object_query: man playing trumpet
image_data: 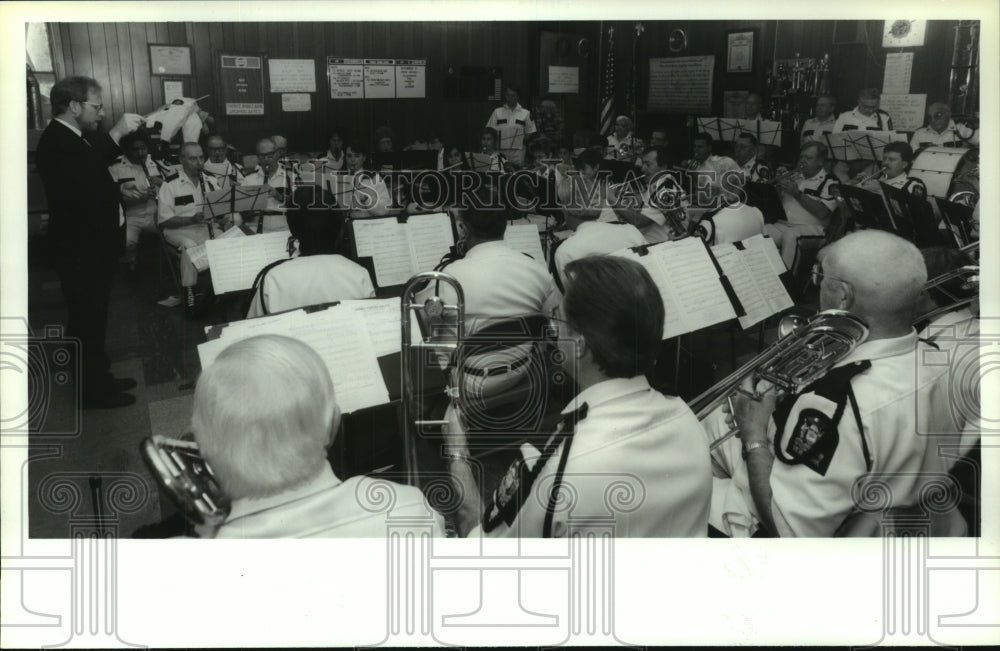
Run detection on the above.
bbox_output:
[707,230,966,537]
[764,141,840,269]
[853,141,927,199]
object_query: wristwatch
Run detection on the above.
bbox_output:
[742,440,770,460]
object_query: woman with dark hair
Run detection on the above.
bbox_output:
[329,139,394,215]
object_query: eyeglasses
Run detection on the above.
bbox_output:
[931,112,949,118]
[78,100,103,111]
[810,266,850,287]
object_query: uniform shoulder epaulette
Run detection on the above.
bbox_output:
[164,170,180,182]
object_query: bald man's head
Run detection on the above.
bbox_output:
[820,230,926,334]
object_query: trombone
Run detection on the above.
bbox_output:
[692,310,870,451]
[913,247,979,326]
[401,271,466,487]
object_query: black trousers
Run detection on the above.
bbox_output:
[54,253,116,393]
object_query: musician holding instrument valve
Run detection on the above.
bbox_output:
[764,141,840,269]
[156,142,226,308]
[853,141,927,198]
[707,230,966,537]
[444,256,712,538]
[612,146,689,244]
[188,335,444,538]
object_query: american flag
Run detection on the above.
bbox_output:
[599,26,615,136]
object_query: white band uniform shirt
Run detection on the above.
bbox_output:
[910,120,979,149]
[800,116,837,144]
[210,466,445,538]
[157,170,221,286]
[764,168,839,269]
[241,166,295,231]
[554,221,647,282]
[740,156,771,183]
[696,203,766,245]
[203,159,245,188]
[486,103,536,166]
[707,331,965,537]
[881,172,928,197]
[109,153,162,259]
[605,133,644,162]
[475,375,712,538]
[246,254,376,318]
[416,240,561,335]
[832,106,894,133]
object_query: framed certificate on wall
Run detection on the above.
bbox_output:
[726,30,755,74]
[149,44,193,76]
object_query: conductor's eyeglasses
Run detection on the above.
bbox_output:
[78,100,103,111]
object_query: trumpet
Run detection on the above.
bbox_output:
[850,165,888,186]
[692,310,870,451]
[769,168,804,185]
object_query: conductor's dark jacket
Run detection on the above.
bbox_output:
[36,119,124,259]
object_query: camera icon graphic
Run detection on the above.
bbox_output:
[916,317,996,437]
[0,320,81,437]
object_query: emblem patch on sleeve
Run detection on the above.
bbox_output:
[787,408,839,476]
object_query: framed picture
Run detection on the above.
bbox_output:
[149,44,192,76]
[726,29,755,74]
[161,78,188,104]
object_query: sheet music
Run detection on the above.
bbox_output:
[197,306,390,414]
[350,218,387,257]
[823,131,907,161]
[659,238,738,335]
[614,245,686,339]
[504,224,545,261]
[406,213,454,273]
[202,184,272,214]
[712,238,795,329]
[341,298,402,357]
[743,234,786,274]
[204,232,291,294]
[187,243,210,272]
[216,224,247,239]
[369,222,413,287]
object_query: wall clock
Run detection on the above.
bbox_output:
[669,28,687,53]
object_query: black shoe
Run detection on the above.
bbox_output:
[82,391,137,410]
[105,376,138,392]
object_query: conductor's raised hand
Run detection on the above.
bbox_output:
[109,113,144,141]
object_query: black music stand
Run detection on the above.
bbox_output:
[744,181,787,224]
[600,159,636,185]
[933,198,976,248]
[838,185,894,232]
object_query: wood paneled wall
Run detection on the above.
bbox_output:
[48,20,964,156]
[49,22,547,154]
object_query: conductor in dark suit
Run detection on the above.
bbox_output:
[36,76,143,408]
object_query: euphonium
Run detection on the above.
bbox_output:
[692,310,870,450]
[140,434,231,527]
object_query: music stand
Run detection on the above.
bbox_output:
[837,185,895,232]
[744,181,787,224]
[878,183,917,243]
[933,197,975,248]
[600,159,636,185]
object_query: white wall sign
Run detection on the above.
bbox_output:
[363,59,396,99]
[648,56,714,113]
[281,93,311,112]
[394,59,426,98]
[548,65,579,93]
[879,93,927,132]
[268,59,316,93]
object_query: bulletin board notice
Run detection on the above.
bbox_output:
[364,59,396,99]
[220,53,265,115]
[268,58,316,93]
[395,59,426,98]
[328,56,426,99]
[647,56,714,114]
[328,57,365,99]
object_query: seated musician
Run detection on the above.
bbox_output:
[611,146,685,244]
[832,87,893,132]
[478,127,506,172]
[331,139,396,216]
[707,230,966,537]
[202,134,245,188]
[556,148,618,224]
[246,188,374,318]
[317,129,346,173]
[800,95,837,145]
[732,133,771,182]
[414,187,560,336]
[444,256,712,538]
[241,137,294,232]
[553,195,646,284]
[764,141,839,269]
[109,131,164,268]
[156,142,227,309]
[605,115,643,164]
[910,102,979,149]
[691,161,766,245]
[855,141,927,198]
[191,334,444,538]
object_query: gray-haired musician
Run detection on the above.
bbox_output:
[445,256,712,538]
[707,230,966,537]
[192,334,444,538]
[764,141,839,269]
[203,134,245,188]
